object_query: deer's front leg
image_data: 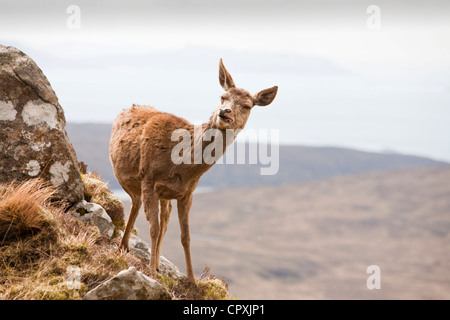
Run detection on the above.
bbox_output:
[142,185,160,279]
[177,193,195,283]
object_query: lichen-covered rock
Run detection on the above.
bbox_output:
[83,267,172,300]
[0,45,84,203]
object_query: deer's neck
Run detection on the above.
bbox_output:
[187,121,236,174]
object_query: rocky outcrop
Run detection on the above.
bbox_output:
[83,266,172,300]
[72,201,183,300]
[0,45,84,203]
[72,200,184,278]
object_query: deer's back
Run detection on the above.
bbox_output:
[109,105,192,193]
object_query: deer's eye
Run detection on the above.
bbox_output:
[243,105,252,110]
[221,96,227,103]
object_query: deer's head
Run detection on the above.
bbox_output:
[212,59,278,130]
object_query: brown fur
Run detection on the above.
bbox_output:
[109,59,277,282]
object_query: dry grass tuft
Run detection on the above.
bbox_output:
[160,265,233,300]
[0,179,59,243]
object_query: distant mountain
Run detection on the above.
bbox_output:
[66,123,449,190]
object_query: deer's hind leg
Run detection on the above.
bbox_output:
[155,200,172,270]
[119,191,142,252]
[142,184,160,278]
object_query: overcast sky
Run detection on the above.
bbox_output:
[1,0,450,161]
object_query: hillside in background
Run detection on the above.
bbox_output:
[66,123,450,299]
[66,123,448,190]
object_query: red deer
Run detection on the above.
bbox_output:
[109,59,277,282]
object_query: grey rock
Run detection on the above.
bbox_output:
[120,231,185,279]
[159,255,185,279]
[83,266,171,300]
[0,45,84,203]
[74,200,114,238]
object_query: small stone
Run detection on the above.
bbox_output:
[74,200,114,239]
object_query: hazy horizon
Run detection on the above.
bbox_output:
[1,0,449,161]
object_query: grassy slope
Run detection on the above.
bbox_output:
[0,178,230,300]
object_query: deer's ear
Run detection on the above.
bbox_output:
[219,58,235,91]
[253,86,278,106]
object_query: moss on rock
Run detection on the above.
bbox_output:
[81,171,125,231]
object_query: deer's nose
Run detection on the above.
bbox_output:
[219,108,232,116]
